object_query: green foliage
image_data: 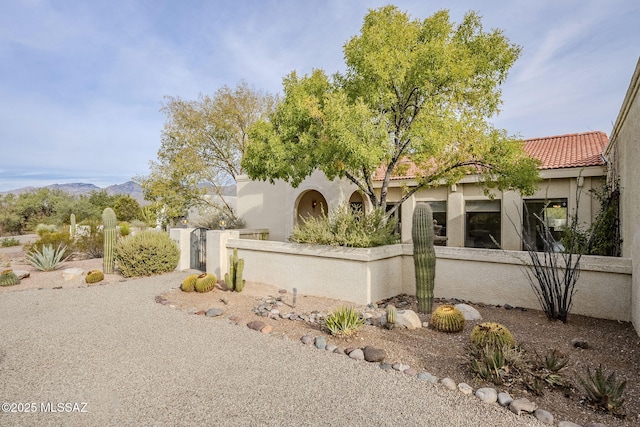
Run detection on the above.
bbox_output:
[430,305,465,333]
[290,205,398,248]
[85,270,105,284]
[73,221,104,258]
[25,243,69,271]
[0,269,20,286]
[470,322,515,349]
[195,273,217,293]
[1,237,20,247]
[119,222,131,237]
[324,306,365,337]
[113,195,142,222]
[413,203,436,313]
[181,274,199,292]
[244,6,540,214]
[191,207,246,230]
[114,231,179,277]
[27,232,73,256]
[469,344,527,385]
[224,249,245,292]
[578,365,626,413]
[35,223,58,237]
[137,81,276,225]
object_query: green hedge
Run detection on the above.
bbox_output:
[114,231,179,277]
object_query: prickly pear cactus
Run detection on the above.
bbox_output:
[195,273,216,293]
[412,203,436,314]
[430,305,465,333]
[224,249,246,292]
[85,270,105,284]
[102,208,117,274]
[181,274,198,292]
[0,269,19,287]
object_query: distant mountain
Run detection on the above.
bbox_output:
[46,182,102,195]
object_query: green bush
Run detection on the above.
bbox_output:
[324,306,365,337]
[290,205,398,248]
[73,221,104,258]
[578,365,626,413]
[26,232,73,256]
[114,231,179,277]
[119,222,131,237]
[1,237,20,247]
[35,223,58,237]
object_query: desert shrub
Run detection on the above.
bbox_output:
[114,231,179,277]
[73,221,104,258]
[290,205,398,248]
[578,365,626,413]
[26,232,73,256]
[119,222,131,237]
[25,244,69,271]
[191,208,245,230]
[1,237,20,247]
[324,306,365,337]
[35,223,58,237]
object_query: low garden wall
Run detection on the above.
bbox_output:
[171,230,633,323]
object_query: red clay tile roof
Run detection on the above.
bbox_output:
[374,131,608,181]
[523,131,607,170]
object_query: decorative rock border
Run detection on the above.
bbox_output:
[157,292,612,427]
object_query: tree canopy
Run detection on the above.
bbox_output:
[243,6,540,215]
[137,81,276,223]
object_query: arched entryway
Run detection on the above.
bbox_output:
[295,190,328,224]
[348,191,366,214]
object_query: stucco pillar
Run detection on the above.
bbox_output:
[447,186,465,247]
[401,198,416,243]
[169,228,193,271]
[633,230,640,337]
[502,190,523,251]
[207,230,240,279]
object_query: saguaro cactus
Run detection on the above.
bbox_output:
[70,213,76,239]
[412,203,436,314]
[102,208,117,274]
[225,248,245,292]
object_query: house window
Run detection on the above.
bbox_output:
[523,199,568,251]
[385,203,401,234]
[417,201,446,237]
[465,200,501,249]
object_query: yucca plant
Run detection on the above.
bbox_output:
[25,243,69,271]
[578,365,626,413]
[324,306,365,337]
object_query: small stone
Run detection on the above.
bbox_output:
[583,423,609,427]
[348,349,365,360]
[220,297,229,305]
[422,321,429,328]
[392,363,409,372]
[205,308,224,317]
[454,303,482,321]
[300,335,314,345]
[534,409,554,425]
[195,310,206,316]
[441,378,457,391]
[504,304,514,310]
[278,288,287,294]
[62,267,84,281]
[363,346,387,363]
[417,372,438,383]
[403,368,418,377]
[396,309,422,330]
[458,383,473,395]
[475,388,497,403]
[379,363,393,371]
[557,422,582,427]
[497,392,513,407]
[247,320,266,331]
[260,325,273,334]
[325,344,337,352]
[314,336,327,349]
[571,338,589,349]
[270,309,280,317]
[13,270,30,280]
[509,398,537,415]
[333,347,344,354]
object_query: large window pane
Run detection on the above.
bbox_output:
[465,200,501,249]
[417,201,447,237]
[523,199,568,251]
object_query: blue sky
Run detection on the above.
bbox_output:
[1,0,639,191]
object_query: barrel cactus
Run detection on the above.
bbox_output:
[102,208,117,274]
[470,322,515,349]
[181,274,198,292]
[225,249,245,292]
[0,269,19,287]
[430,305,465,333]
[195,273,217,293]
[85,270,105,284]
[412,203,436,313]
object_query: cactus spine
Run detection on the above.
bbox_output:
[195,273,216,293]
[225,249,245,292]
[70,213,76,239]
[430,305,465,333]
[102,208,117,274]
[412,203,436,314]
[0,269,19,287]
[85,269,104,284]
[181,274,198,292]
[386,304,397,324]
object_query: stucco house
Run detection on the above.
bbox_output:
[237,131,608,251]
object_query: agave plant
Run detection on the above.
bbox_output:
[324,306,365,337]
[578,365,626,413]
[25,243,69,271]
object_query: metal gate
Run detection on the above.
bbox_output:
[190,228,207,271]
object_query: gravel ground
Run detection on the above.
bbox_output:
[0,272,543,427]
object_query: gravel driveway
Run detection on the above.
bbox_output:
[0,272,542,426]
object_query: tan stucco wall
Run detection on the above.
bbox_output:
[607,57,640,334]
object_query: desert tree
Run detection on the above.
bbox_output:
[137,81,277,225]
[243,6,540,217]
